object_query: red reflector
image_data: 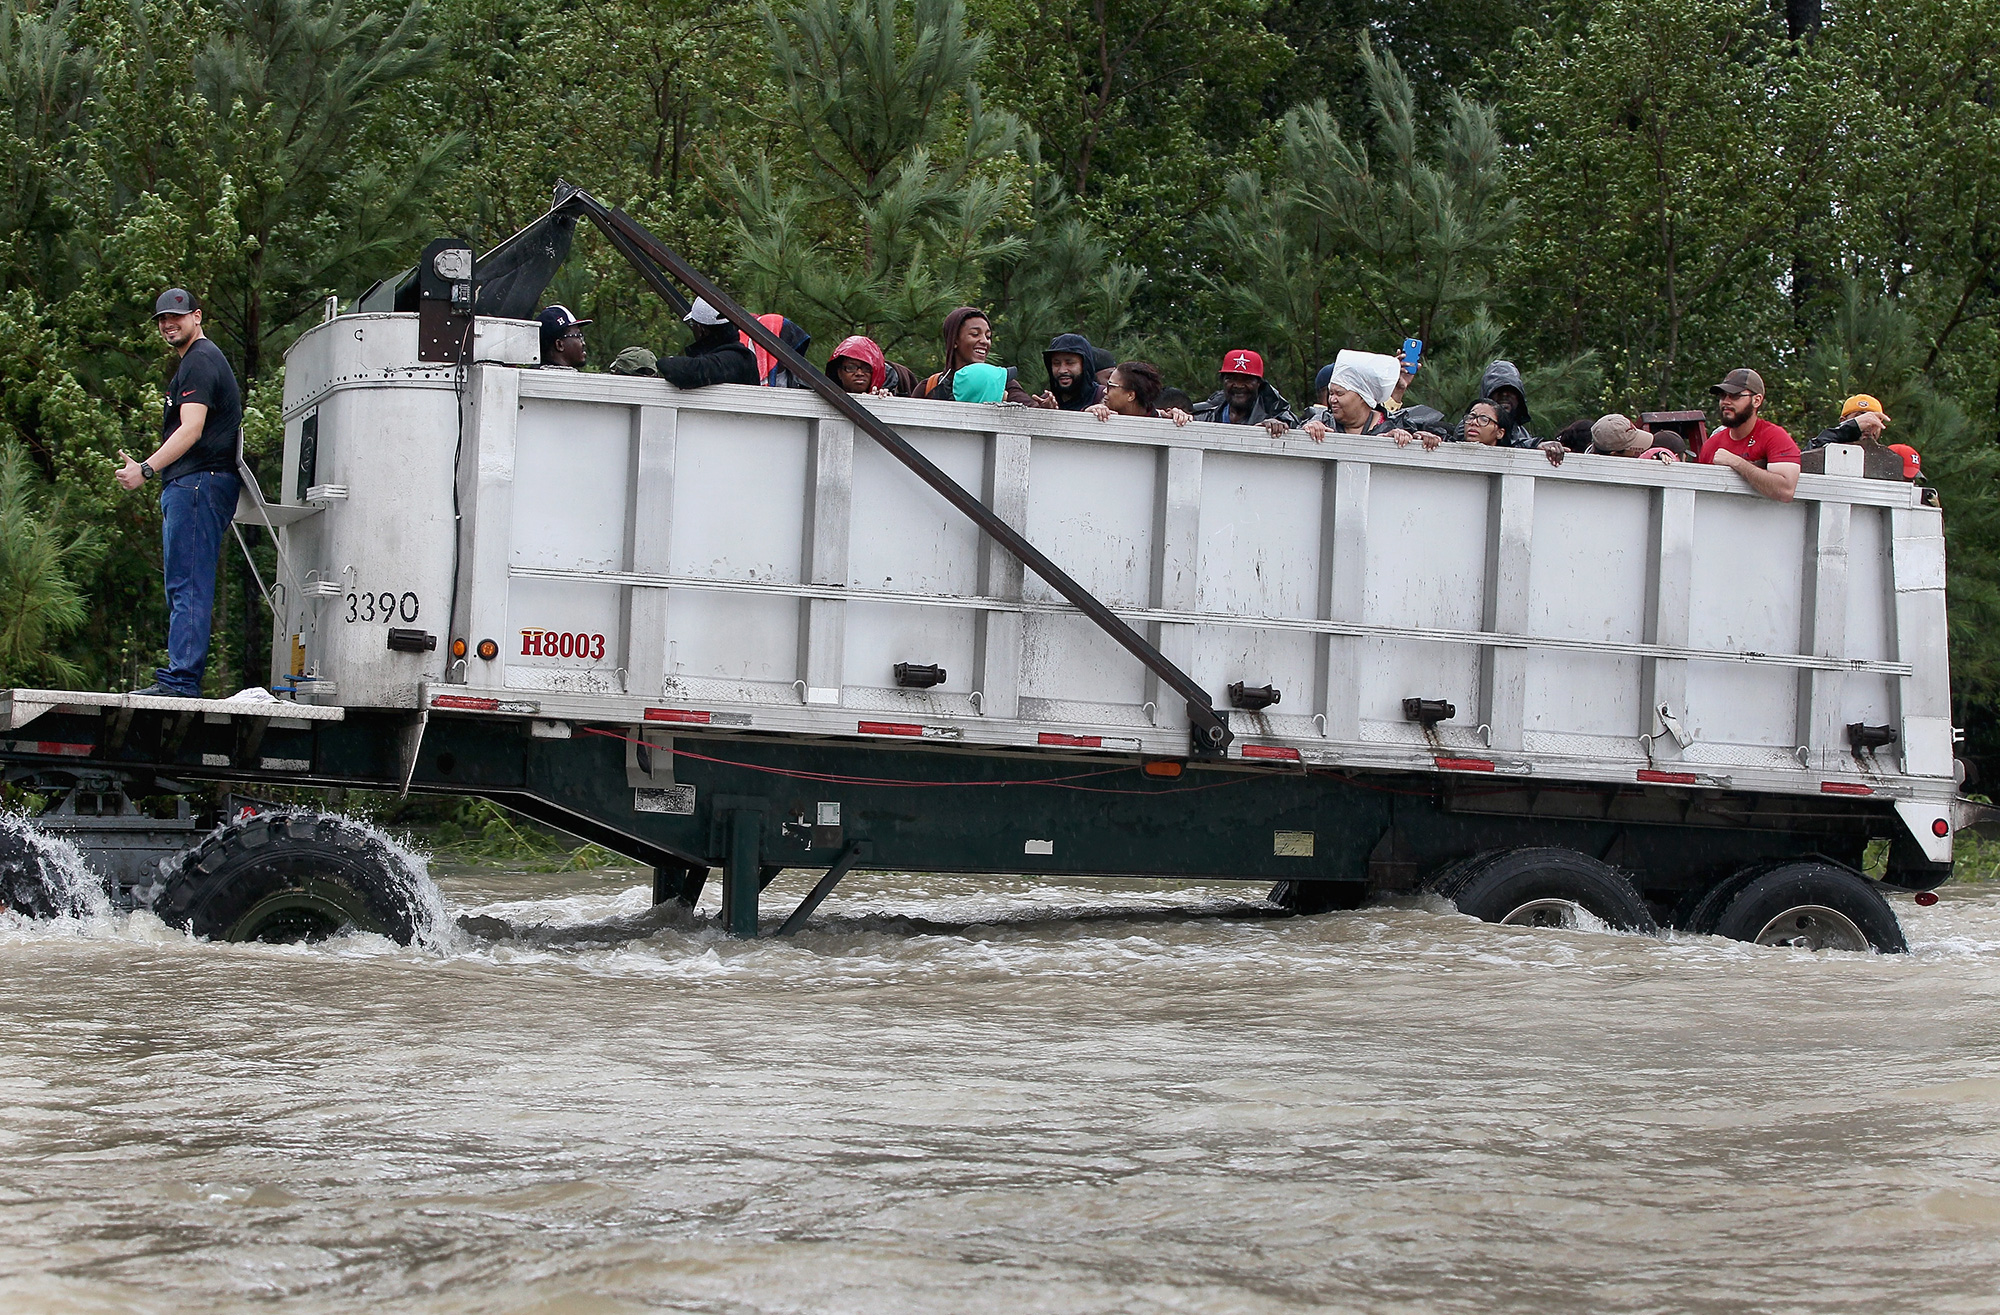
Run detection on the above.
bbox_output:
[1241,744,1301,761]
[1820,781,1874,796]
[1933,817,1951,837]
[1142,760,1184,778]
[858,721,923,737]
[1915,891,1940,906]
[430,695,499,711]
[1637,769,1698,785]
[1039,732,1102,748]
[1435,757,1495,772]
[645,707,712,724]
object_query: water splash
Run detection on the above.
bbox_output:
[0,810,110,920]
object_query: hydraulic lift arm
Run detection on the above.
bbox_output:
[519,183,1231,758]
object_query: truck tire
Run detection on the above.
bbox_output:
[0,815,103,919]
[1432,847,1657,933]
[1269,880,1369,915]
[1708,861,1905,953]
[155,811,434,945]
[1672,860,1793,935]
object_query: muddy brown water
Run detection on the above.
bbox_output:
[4,859,2000,1314]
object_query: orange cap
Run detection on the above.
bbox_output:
[1841,393,1889,420]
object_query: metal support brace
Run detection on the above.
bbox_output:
[544,183,1233,760]
[775,840,872,936]
[720,808,762,938]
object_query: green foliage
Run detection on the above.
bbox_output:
[1200,37,1516,398]
[0,442,102,685]
[3,0,2000,769]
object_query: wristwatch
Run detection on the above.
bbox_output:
[140,461,155,481]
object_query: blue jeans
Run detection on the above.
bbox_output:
[156,469,241,695]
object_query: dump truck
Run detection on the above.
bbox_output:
[0,186,1963,953]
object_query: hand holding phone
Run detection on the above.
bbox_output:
[1401,338,1423,374]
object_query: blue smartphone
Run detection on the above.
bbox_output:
[1402,338,1423,372]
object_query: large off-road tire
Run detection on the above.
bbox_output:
[155,811,434,945]
[1708,860,1906,953]
[1431,846,1657,933]
[0,814,104,919]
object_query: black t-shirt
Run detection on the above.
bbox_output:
[160,337,242,480]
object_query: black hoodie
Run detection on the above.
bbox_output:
[658,325,758,389]
[1474,360,1540,448]
[1043,332,1106,411]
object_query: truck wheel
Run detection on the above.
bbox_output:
[1671,866,1772,935]
[0,814,103,919]
[1709,861,1905,953]
[155,811,435,945]
[1432,847,1657,933]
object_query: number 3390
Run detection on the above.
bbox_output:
[346,590,420,624]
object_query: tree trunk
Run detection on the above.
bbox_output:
[1783,0,1821,42]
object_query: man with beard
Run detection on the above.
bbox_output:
[1698,368,1800,501]
[1191,349,1296,437]
[1033,333,1105,411]
[115,288,243,696]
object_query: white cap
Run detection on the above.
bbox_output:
[684,297,729,326]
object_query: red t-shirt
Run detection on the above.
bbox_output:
[1699,418,1800,468]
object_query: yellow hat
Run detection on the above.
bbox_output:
[1841,393,1889,420]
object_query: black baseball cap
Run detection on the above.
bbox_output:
[539,304,592,348]
[154,288,199,318]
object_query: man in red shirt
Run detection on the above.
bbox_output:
[1698,367,1800,502]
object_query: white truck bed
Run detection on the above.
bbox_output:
[266,313,1955,862]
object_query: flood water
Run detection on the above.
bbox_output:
[5,857,2000,1314]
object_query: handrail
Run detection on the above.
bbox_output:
[545,181,1233,757]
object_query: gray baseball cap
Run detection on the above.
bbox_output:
[154,287,199,318]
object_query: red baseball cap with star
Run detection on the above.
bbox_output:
[1219,349,1265,379]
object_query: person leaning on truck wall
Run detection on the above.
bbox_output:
[1300,350,1438,449]
[743,313,813,387]
[1085,360,1193,425]
[538,304,590,369]
[1698,368,1801,501]
[1034,333,1106,411]
[114,288,243,697]
[608,347,658,376]
[827,334,921,397]
[1191,349,1297,436]
[952,361,1010,402]
[1807,393,1891,450]
[1460,399,1505,446]
[1590,414,1684,462]
[658,298,759,389]
[914,306,1035,404]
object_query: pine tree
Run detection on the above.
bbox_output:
[1200,35,1514,399]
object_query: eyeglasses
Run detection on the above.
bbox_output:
[1465,412,1498,426]
[1107,382,1132,394]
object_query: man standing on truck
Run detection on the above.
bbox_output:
[1699,368,1801,502]
[113,288,243,697]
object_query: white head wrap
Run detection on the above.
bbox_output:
[1328,350,1402,410]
